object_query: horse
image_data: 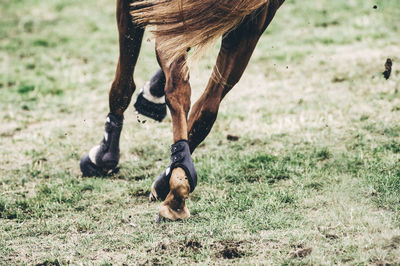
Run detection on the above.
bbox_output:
[79,0,285,220]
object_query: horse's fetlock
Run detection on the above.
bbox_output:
[80,113,123,177]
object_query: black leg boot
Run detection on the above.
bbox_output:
[134,69,167,122]
[150,140,197,201]
[80,113,123,177]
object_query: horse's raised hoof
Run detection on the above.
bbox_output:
[134,82,167,122]
[159,167,190,221]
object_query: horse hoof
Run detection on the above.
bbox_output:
[149,181,159,202]
[150,168,171,201]
[154,214,166,223]
[134,88,166,122]
[80,154,104,177]
[159,202,190,221]
[158,168,191,221]
[80,154,118,177]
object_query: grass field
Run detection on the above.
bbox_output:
[1,0,400,264]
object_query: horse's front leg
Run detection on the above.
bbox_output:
[151,44,196,220]
[80,0,144,176]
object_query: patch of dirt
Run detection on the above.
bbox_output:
[370,257,397,266]
[181,239,202,252]
[227,134,239,141]
[289,247,312,259]
[383,58,392,80]
[214,240,246,259]
[384,235,400,250]
[148,239,203,254]
[317,226,339,240]
[35,259,60,266]
[157,242,168,251]
[324,233,339,240]
[138,257,162,266]
[266,174,290,184]
[332,75,347,83]
[146,241,168,253]
[129,188,150,197]
[220,246,244,259]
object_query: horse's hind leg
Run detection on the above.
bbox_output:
[149,2,283,219]
[152,44,195,220]
[80,0,144,177]
[188,2,282,153]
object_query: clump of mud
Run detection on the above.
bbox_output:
[181,239,202,251]
[289,246,312,259]
[383,58,392,80]
[35,259,60,266]
[214,240,245,259]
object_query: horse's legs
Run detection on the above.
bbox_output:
[188,2,283,153]
[151,43,196,220]
[148,2,283,220]
[109,0,144,116]
[80,0,144,176]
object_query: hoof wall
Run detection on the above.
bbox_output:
[80,154,118,177]
[159,203,190,221]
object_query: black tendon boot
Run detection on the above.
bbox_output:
[150,140,197,201]
[80,113,123,177]
[134,69,167,122]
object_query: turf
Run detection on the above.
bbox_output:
[1,0,400,264]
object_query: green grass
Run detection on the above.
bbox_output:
[1,0,400,264]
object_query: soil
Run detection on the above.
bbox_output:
[227,134,240,141]
[180,239,202,252]
[289,247,313,259]
[214,240,245,259]
[383,58,392,80]
[130,188,150,197]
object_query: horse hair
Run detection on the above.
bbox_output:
[130,0,274,63]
